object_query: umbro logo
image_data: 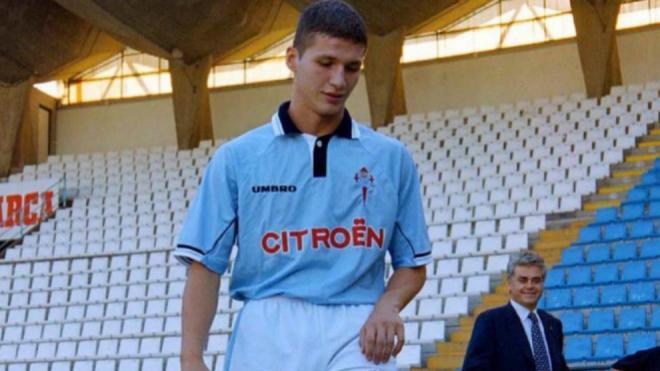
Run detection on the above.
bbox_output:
[252,185,297,193]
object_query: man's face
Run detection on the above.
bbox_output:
[286,33,365,118]
[508,264,545,310]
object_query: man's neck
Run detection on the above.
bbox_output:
[288,99,343,137]
[510,299,537,313]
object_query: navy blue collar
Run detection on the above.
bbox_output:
[278,101,354,139]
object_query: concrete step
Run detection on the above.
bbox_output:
[598,174,642,186]
[598,182,633,195]
[639,139,660,148]
[583,198,622,211]
[626,149,660,163]
[437,341,468,355]
[425,354,465,369]
[611,158,655,172]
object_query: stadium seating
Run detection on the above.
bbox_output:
[543,157,660,368]
[1,80,659,370]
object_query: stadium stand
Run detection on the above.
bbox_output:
[540,157,660,369]
[0,80,658,370]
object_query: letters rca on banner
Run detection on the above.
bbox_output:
[0,178,59,240]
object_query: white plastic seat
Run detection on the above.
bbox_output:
[461,256,484,274]
[499,217,520,234]
[443,296,468,316]
[479,236,502,254]
[486,254,510,272]
[118,359,140,370]
[428,225,447,241]
[419,279,439,296]
[451,222,471,239]
[440,277,464,296]
[466,275,490,294]
[524,215,545,232]
[504,234,527,251]
[435,258,459,276]
[418,298,443,316]
[419,320,445,341]
[516,200,536,215]
[140,337,162,354]
[94,360,116,371]
[474,220,495,236]
[538,197,559,213]
[432,241,452,257]
[455,238,478,255]
[397,345,422,367]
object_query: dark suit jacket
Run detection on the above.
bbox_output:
[462,302,569,371]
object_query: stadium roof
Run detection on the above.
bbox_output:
[0,0,495,85]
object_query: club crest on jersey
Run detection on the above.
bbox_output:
[354,167,375,206]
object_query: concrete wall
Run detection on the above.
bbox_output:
[56,27,660,155]
[56,97,177,154]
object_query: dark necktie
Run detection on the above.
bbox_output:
[529,312,551,371]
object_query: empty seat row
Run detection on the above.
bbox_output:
[541,282,658,309]
[431,233,527,257]
[431,254,510,277]
[560,239,660,265]
[546,258,660,287]
[576,220,660,244]
[403,295,470,319]
[0,355,218,371]
[426,196,581,223]
[595,201,660,224]
[565,332,657,362]
[559,306,660,334]
[428,215,545,240]
[0,334,221,360]
[414,275,491,298]
[424,176,597,199]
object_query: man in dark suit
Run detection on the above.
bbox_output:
[463,251,569,371]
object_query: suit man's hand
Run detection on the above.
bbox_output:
[359,303,405,364]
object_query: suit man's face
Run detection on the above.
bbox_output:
[508,265,544,310]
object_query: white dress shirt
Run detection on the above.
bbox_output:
[510,299,553,371]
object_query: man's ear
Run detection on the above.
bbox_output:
[286,46,298,73]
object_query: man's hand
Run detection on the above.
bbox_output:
[181,357,209,371]
[359,266,426,365]
[359,302,405,364]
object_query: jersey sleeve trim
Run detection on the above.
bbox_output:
[395,222,430,257]
[208,218,238,255]
[173,245,204,267]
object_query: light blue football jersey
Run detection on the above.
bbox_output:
[174,102,431,305]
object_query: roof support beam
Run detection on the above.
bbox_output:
[170,57,214,150]
[0,79,31,177]
[571,0,623,98]
[364,28,407,128]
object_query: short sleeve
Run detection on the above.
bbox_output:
[173,145,238,275]
[388,147,432,269]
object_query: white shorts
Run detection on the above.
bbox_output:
[223,296,397,371]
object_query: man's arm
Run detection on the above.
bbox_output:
[462,311,496,370]
[180,261,220,370]
[360,265,426,364]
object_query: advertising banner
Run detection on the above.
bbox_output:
[0,178,60,240]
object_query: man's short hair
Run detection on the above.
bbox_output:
[507,251,546,279]
[293,0,368,55]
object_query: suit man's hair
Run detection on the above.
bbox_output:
[293,0,368,55]
[507,251,547,279]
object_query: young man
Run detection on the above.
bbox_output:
[463,251,569,371]
[174,1,431,370]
